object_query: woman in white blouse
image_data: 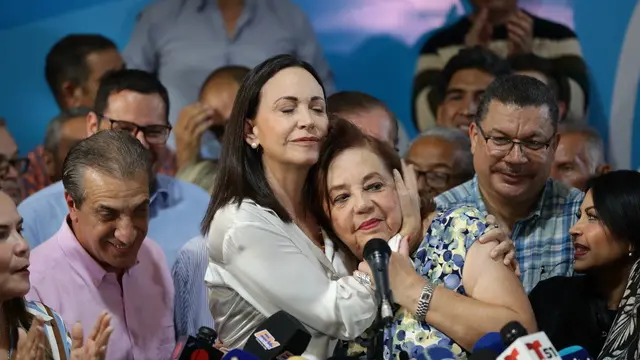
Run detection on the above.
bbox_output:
[202,54,397,359]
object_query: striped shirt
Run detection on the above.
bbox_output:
[9,301,72,360]
[172,236,215,339]
[412,10,589,131]
[434,176,584,293]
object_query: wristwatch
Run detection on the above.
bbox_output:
[414,281,435,320]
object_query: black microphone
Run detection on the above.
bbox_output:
[499,321,528,348]
[243,310,312,360]
[363,238,394,323]
[171,326,224,360]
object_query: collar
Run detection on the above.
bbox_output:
[472,175,554,222]
[197,0,256,16]
[57,217,139,287]
[150,175,171,205]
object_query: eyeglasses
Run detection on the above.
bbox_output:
[98,114,172,145]
[413,169,450,189]
[475,121,554,158]
[0,154,29,178]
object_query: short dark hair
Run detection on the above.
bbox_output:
[94,69,170,124]
[587,170,640,258]
[476,74,560,131]
[433,46,511,105]
[305,117,435,250]
[201,54,326,235]
[327,91,399,147]
[43,107,91,154]
[508,54,569,105]
[62,130,153,208]
[198,65,251,98]
[45,34,117,106]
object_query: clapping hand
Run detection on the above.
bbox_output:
[15,316,46,360]
[70,311,113,360]
[506,10,534,55]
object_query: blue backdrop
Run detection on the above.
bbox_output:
[1,0,638,168]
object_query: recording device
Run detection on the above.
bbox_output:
[497,321,560,360]
[363,238,394,323]
[171,326,224,360]
[557,346,593,360]
[243,310,311,360]
[473,332,505,355]
[221,349,260,360]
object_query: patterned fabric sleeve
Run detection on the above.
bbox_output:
[25,301,72,359]
[598,259,640,360]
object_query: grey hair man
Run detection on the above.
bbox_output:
[42,107,92,183]
[26,130,176,359]
[551,123,611,190]
[405,126,474,198]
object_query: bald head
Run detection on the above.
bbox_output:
[551,123,610,190]
[198,66,250,137]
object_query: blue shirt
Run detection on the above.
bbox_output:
[123,0,335,153]
[18,174,210,268]
[434,176,584,293]
[172,235,215,338]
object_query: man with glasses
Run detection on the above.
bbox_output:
[405,126,474,199]
[434,75,584,293]
[17,69,210,268]
[0,118,29,204]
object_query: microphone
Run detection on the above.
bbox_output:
[221,349,260,360]
[500,321,528,347]
[171,326,224,360]
[496,322,560,360]
[243,310,311,360]
[363,238,394,323]
[469,348,499,360]
[558,346,593,360]
[473,332,505,355]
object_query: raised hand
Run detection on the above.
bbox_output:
[395,161,423,252]
[15,316,45,360]
[465,8,493,48]
[70,311,113,360]
[174,102,219,169]
[506,10,534,55]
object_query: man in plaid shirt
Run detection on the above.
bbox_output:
[434,75,584,293]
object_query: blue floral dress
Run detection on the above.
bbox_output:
[346,206,489,360]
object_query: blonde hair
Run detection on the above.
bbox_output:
[176,160,219,194]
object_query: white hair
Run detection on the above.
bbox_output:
[558,122,606,173]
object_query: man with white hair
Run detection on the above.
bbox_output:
[551,123,611,191]
[405,126,475,199]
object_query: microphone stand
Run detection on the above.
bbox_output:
[367,303,393,360]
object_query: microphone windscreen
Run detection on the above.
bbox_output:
[243,310,311,360]
[222,349,260,360]
[500,321,528,347]
[558,345,592,360]
[469,348,499,360]
[363,238,391,258]
[473,332,505,354]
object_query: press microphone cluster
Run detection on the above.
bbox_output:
[172,326,225,360]
[470,321,594,360]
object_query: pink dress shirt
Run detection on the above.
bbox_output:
[26,219,176,360]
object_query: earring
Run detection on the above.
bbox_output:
[251,143,258,149]
[630,252,634,257]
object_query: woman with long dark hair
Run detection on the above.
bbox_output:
[201,54,429,360]
[530,170,640,357]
